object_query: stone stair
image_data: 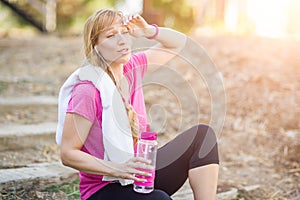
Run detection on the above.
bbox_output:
[0,94,79,196]
[0,162,77,192]
[0,122,57,151]
[0,96,57,107]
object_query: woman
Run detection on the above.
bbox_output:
[58,8,219,200]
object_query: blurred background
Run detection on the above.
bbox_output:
[1,0,300,39]
[0,0,299,200]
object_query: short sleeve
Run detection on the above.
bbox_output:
[67,81,101,123]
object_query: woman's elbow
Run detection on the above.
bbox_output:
[60,148,73,167]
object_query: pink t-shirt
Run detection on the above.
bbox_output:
[67,52,148,200]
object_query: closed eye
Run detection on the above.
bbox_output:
[107,34,115,38]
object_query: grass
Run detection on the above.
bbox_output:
[0,81,9,94]
[44,179,81,199]
[0,179,80,200]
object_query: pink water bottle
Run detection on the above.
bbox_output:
[133,131,158,193]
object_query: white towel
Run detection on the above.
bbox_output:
[56,65,134,185]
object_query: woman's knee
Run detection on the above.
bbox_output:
[183,124,218,158]
[194,124,219,160]
[196,124,215,135]
[195,124,218,143]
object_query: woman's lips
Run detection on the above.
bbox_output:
[118,48,130,54]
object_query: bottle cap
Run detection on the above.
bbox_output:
[140,131,157,140]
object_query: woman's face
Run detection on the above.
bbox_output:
[95,17,132,65]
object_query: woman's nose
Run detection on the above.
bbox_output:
[117,34,128,45]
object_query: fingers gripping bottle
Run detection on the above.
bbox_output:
[133,131,158,193]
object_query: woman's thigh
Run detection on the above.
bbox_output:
[88,183,172,200]
[155,124,219,196]
[154,126,197,196]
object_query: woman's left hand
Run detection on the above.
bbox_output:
[124,14,155,38]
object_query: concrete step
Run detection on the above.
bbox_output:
[0,96,57,107]
[172,183,261,200]
[172,185,193,200]
[0,122,57,150]
[0,162,77,192]
[0,143,60,169]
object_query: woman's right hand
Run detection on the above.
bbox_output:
[111,157,153,182]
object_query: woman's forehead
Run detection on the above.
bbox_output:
[103,22,127,32]
[102,19,127,32]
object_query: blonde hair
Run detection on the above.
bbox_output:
[83,8,139,144]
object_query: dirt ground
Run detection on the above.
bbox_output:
[0,33,299,199]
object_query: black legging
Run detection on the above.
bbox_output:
[88,124,219,200]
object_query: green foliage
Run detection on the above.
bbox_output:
[56,0,121,33]
[152,0,195,33]
[0,0,195,34]
[44,179,80,199]
[0,0,123,34]
[0,4,34,29]
[0,81,9,94]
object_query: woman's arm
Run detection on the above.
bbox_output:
[125,15,187,69]
[60,113,152,182]
[144,26,187,67]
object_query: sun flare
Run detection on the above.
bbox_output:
[224,0,300,39]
